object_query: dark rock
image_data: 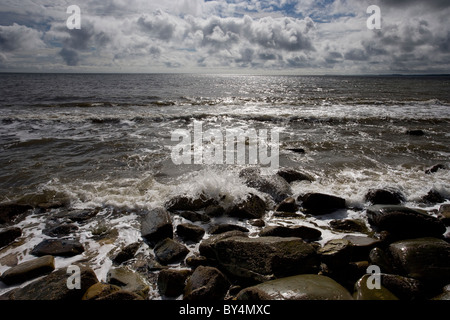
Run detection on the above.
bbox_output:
[432,284,450,300]
[438,204,450,226]
[178,210,211,223]
[204,205,225,217]
[366,205,446,239]
[177,223,205,242]
[184,266,230,300]
[31,239,85,257]
[10,265,98,300]
[380,273,426,300]
[364,188,405,205]
[158,269,192,297]
[154,238,189,265]
[186,255,209,268]
[286,147,306,154]
[259,225,321,241]
[107,267,149,298]
[82,283,121,300]
[0,255,55,285]
[342,235,382,261]
[369,247,395,274]
[199,231,248,260]
[166,194,217,212]
[0,227,22,248]
[406,129,425,136]
[42,223,79,238]
[353,274,399,300]
[236,274,353,300]
[226,193,267,219]
[212,236,318,283]
[298,193,346,215]
[318,239,353,268]
[209,224,249,235]
[330,219,369,234]
[239,167,292,203]
[0,203,33,225]
[420,189,445,204]
[275,197,298,213]
[425,164,446,174]
[112,242,141,264]
[276,168,314,183]
[140,207,173,246]
[66,209,98,222]
[248,219,265,227]
[388,237,450,287]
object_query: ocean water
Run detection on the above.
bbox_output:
[0,73,449,297]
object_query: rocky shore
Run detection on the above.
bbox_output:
[0,165,449,301]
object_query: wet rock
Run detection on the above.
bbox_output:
[82,283,121,300]
[420,189,445,204]
[318,239,353,268]
[199,231,248,260]
[184,266,230,300]
[213,236,318,283]
[239,167,292,203]
[248,219,265,227]
[342,235,381,261]
[366,205,446,239]
[330,219,369,234]
[140,207,173,246]
[425,164,446,174]
[226,193,267,219]
[259,225,321,241]
[154,238,189,265]
[298,193,346,215]
[166,194,217,212]
[42,223,79,238]
[107,267,149,298]
[177,223,205,242]
[387,237,450,287]
[286,147,305,154]
[0,255,55,285]
[178,210,211,223]
[406,129,425,136]
[66,209,98,222]
[380,273,426,300]
[353,274,399,300]
[369,247,395,274]
[112,242,141,264]
[0,227,22,248]
[10,265,98,300]
[236,274,353,300]
[209,224,249,235]
[158,269,192,297]
[275,197,298,213]
[31,239,85,257]
[186,255,209,268]
[0,203,33,225]
[204,205,225,217]
[276,168,314,183]
[438,204,450,226]
[364,188,405,205]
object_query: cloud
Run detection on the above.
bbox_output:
[0,23,45,52]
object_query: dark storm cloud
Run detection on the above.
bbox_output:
[59,47,79,66]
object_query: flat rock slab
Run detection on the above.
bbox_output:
[0,255,55,285]
[31,239,85,257]
[236,274,353,300]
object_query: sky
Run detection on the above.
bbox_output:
[0,0,449,74]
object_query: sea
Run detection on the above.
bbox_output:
[0,73,449,298]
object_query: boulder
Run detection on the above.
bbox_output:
[318,239,353,268]
[204,205,225,217]
[42,223,78,238]
[406,129,425,136]
[236,274,353,300]
[209,224,249,235]
[259,225,321,241]
[184,266,230,300]
[366,205,446,239]
[364,188,405,205]
[276,168,314,183]
[176,223,205,242]
[178,210,211,223]
[82,283,121,300]
[298,193,346,215]
[140,207,173,246]
[420,190,444,204]
[239,167,292,203]
[198,231,248,260]
[379,273,426,300]
[342,235,382,261]
[425,164,446,174]
[107,267,149,298]
[0,227,22,248]
[31,239,85,257]
[112,242,141,264]
[212,236,318,283]
[368,247,395,274]
[353,274,399,300]
[329,219,369,234]
[275,197,298,213]
[165,194,217,212]
[154,238,189,265]
[10,266,98,300]
[226,193,267,219]
[438,204,450,226]
[387,237,450,287]
[65,209,98,222]
[157,269,192,297]
[0,255,55,285]
[0,203,33,224]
